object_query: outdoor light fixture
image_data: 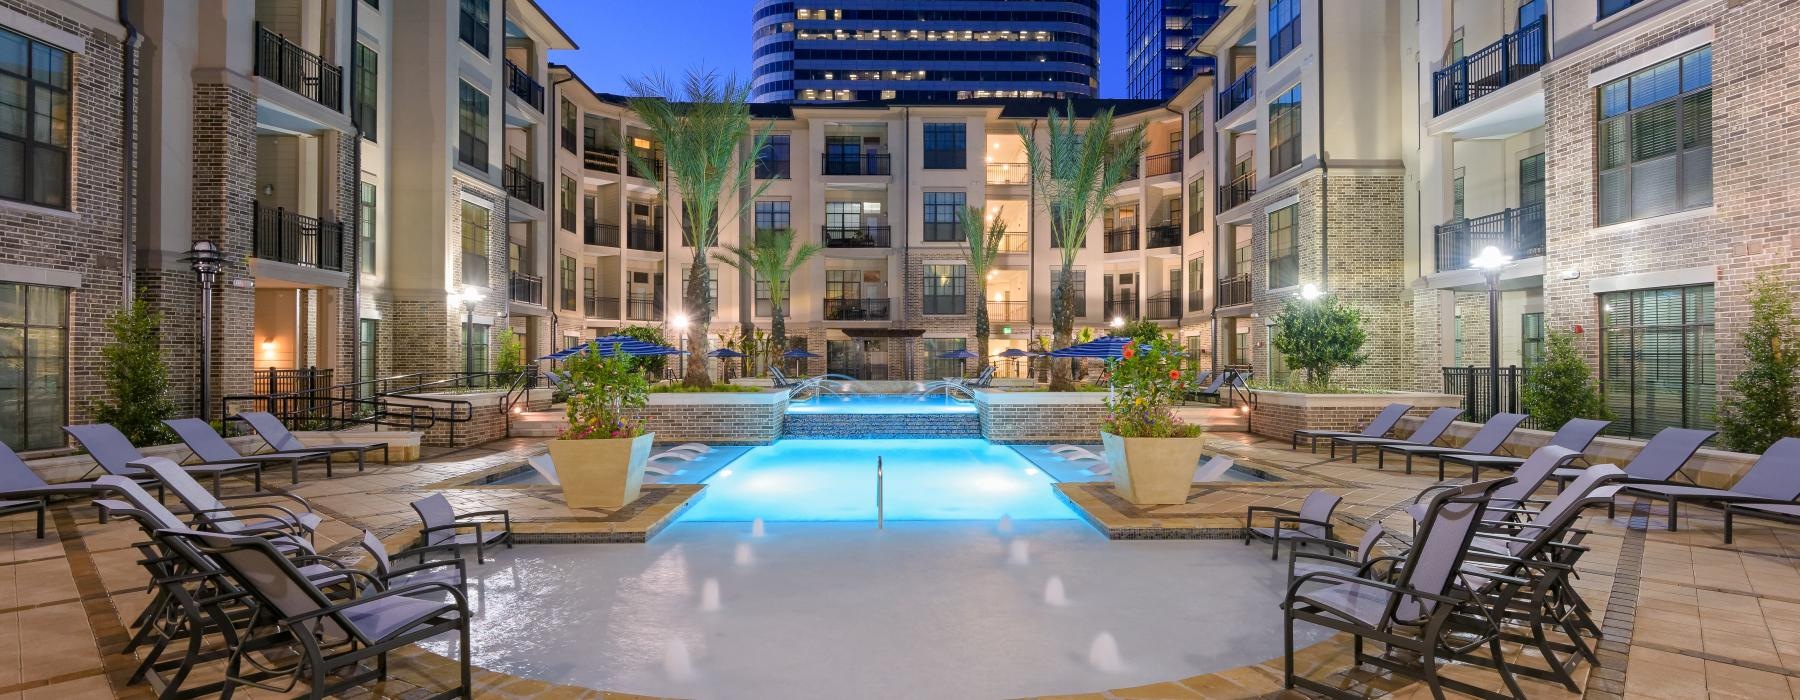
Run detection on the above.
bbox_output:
[186,240,224,420]
[1300,283,1323,301]
[671,313,690,330]
[451,287,485,376]
[1110,316,1124,329]
[1468,246,1513,419]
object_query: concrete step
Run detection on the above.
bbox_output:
[1175,406,1249,431]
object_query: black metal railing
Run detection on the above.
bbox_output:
[585,295,620,319]
[626,294,663,321]
[1434,202,1546,273]
[503,60,544,112]
[627,223,664,251]
[1104,298,1139,321]
[1218,272,1252,306]
[1218,67,1255,116]
[821,152,891,176]
[584,222,620,247]
[583,145,620,173]
[503,165,543,209]
[1217,171,1255,213]
[1119,159,1140,181]
[824,298,892,321]
[1433,18,1548,116]
[1442,365,1537,426]
[1145,292,1180,319]
[987,300,1028,323]
[254,23,343,111]
[627,153,662,180]
[509,272,543,305]
[1145,222,1181,249]
[1144,150,1181,177]
[252,202,345,271]
[1104,226,1138,253]
[822,224,891,248]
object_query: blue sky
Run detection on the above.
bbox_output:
[538,0,1129,97]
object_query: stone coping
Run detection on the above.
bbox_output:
[973,387,1109,405]
[1246,389,1464,409]
[645,388,788,405]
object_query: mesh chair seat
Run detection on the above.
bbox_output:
[1298,579,1422,628]
[341,594,456,641]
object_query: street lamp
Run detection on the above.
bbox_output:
[186,241,224,420]
[1300,283,1323,301]
[1469,246,1513,419]
[451,288,485,378]
[1110,316,1124,329]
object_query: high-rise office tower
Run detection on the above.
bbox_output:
[750,1,1100,103]
[1126,0,1224,100]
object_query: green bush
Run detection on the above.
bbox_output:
[1102,336,1202,438]
[560,341,648,440]
[616,325,669,376]
[92,300,178,445]
[1718,274,1800,453]
[1520,330,1612,431]
[494,328,526,377]
[1115,319,1165,344]
[1269,294,1368,387]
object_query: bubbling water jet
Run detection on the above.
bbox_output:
[1044,575,1068,606]
[663,638,695,681]
[735,542,754,566]
[1008,539,1030,565]
[700,578,722,612]
[1087,632,1121,672]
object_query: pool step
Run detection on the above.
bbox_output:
[783,412,982,439]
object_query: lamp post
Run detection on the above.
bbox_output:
[186,241,224,421]
[1470,246,1513,419]
[452,288,485,380]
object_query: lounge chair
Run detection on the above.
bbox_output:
[1559,427,1715,506]
[1182,371,1215,401]
[543,370,571,394]
[1442,418,1610,481]
[1725,500,1800,544]
[1376,412,1528,477]
[0,441,97,538]
[1245,490,1341,560]
[411,493,512,564]
[166,417,332,484]
[65,423,264,495]
[1406,445,1582,534]
[1287,523,1387,582]
[359,529,467,591]
[1327,406,1462,464]
[1612,435,1798,532]
[170,529,472,699]
[768,366,792,388]
[662,442,713,455]
[92,474,316,557]
[238,410,390,471]
[1193,371,1241,404]
[1291,403,1411,453]
[139,456,322,543]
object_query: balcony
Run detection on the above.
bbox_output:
[1433,18,1548,117]
[1145,222,1181,249]
[1217,171,1255,213]
[823,225,891,248]
[584,145,620,173]
[822,152,891,176]
[252,202,344,271]
[503,60,544,112]
[627,152,662,180]
[987,300,1028,323]
[626,294,664,322]
[509,272,543,306]
[253,23,343,112]
[824,298,891,321]
[1434,203,1546,273]
[1104,298,1139,321]
[627,223,664,252]
[1217,273,1252,307]
[1103,226,1138,253]
[584,222,620,247]
[1145,293,1180,320]
[998,232,1029,253]
[585,295,620,320]
[985,162,1029,185]
[1218,68,1255,117]
[1144,151,1181,178]
[503,165,543,209]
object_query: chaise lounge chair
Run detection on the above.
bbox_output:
[238,411,391,472]
[411,493,513,564]
[0,441,99,538]
[65,423,265,495]
[1376,412,1528,477]
[1405,445,1582,535]
[1245,490,1342,560]
[1328,407,1462,465]
[165,417,332,484]
[1610,435,1797,532]
[1291,403,1411,453]
[1556,427,1715,508]
[1442,418,1610,481]
[139,456,322,543]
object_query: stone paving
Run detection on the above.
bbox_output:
[3,433,1799,698]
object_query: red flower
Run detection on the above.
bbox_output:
[1169,370,1181,381]
[1122,343,1136,359]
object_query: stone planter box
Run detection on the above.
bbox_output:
[1410,417,1760,490]
[1246,390,1464,443]
[974,389,1110,443]
[626,390,788,445]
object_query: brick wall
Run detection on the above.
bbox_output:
[1247,391,1465,444]
[975,391,1110,443]
[626,397,786,444]
[186,82,259,408]
[906,250,979,381]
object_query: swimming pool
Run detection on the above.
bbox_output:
[679,439,1076,522]
[785,393,976,414]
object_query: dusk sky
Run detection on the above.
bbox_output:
[537,0,1130,97]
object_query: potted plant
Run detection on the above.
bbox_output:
[1100,335,1205,505]
[547,342,654,509]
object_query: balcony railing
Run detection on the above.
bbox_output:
[503,165,543,209]
[999,232,1029,253]
[1217,171,1255,213]
[1434,18,1548,116]
[1145,292,1180,320]
[1144,151,1181,178]
[583,145,620,173]
[626,294,664,321]
[509,272,543,305]
[821,152,891,176]
[584,222,620,247]
[1103,226,1138,253]
[627,223,664,252]
[627,153,662,180]
[822,224,891,248]
[503,60,544,112]
[1434,202,1546,273]
[1145,222,1181,249]
[1104,298,1139,321]
[585,295,620,320]
[824,298,892,321]
[985,162,1029,185]
[252,202,345,271]
[1218,68,1255,117]
[987,300,1028,323]
[253,23,343,112]
[1218,273,1252,306]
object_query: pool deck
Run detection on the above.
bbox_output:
[12,434,1800,698]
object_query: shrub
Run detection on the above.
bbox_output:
[1116,319,1164,345]
[1520,330,1612,431]
[494,328,526,377]
[1102,335,1202,438]
[92,300,178,445]
[559,341,648,440]
[1718,274,1800,453]
[1269,294,1368,387]
[616,325,669,376]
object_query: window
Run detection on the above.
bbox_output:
[1268,84,1301,176]
[460,201,489,287]
[1597,46,1712,225]
[356,319,378,397]
[457,81,489,171]
[458,0,489,55]
[1520,312,1545,368]
[922,123,966,169]
[922,338,969,379]
[1600,284,1715,438]
[1520,153,1546,209]
[922,264,966,315]
[1231,319,1250,366]
[1269,0,1301,64]
[1187,177,1203,233]
[756,133,790,179]
[559,175,576,231]
[1599,0,1648,20]
[1267,204,1298,289]
[753,275,791,317]
[1187,103,1205,155]
[580,267,596,315]
[922,192,965,241]
[754,200,790,237]
[559,98,576,153]
[464,323,490,373]
[0,28,72,208]
[559,255,576,310]
[353,43,377,141]
[0,284,65,451]
[1452,172,1466,220]
[1051,267,1087,318]
[357,182,376,274]
[1187,257,1204,311]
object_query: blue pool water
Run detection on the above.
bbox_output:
[679,439,1076,522]
[785,393,976,414]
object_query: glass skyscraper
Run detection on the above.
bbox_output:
[1126,0,1225,100]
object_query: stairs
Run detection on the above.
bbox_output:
[510,410,567,437]
[1176,405,1249,432]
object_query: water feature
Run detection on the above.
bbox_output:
[785,392,976,414]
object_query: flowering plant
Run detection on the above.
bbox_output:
[1102,334,1203,438]
[559,342,649,440]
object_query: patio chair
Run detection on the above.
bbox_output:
[1188,371,1230,404]
[65,423,264,495]
[237,410,390,472]
[1558,427,1714,505]
[359,529,467,591]
[0,441,97,538]
[139,457,321,543]
[1287,523,1388,582]
[165,417,331,484]
[411,493,512,564]
[1376,412,1528,477]
[170,529,471,699]
[967,365,997,389]
[543,370,571,394]
[1182,371,1216,401]
[768,365,792,388]
[1291,403,1411,453]
[1612,436,1799,532]
[1407,445,1582,535]
[1282,477,1519,700]
[1245,490,1342,560]
[1328,406,1462,464]
[1442,418,1610,481]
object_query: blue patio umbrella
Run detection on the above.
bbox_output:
[1045,335,1133,359]
[706,348,748,358]
[995,348,1033,358]
[543,335,686,361]
[937,349,979,360]
[782,349,821,358]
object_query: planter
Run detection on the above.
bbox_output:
[547,432,654,509]
[1244,390,1464,443]
[1101,431,1209,505]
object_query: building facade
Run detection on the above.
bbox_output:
[1125,0,1224,100]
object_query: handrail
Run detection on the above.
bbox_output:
[500,368,538,436]
[219,371,517,446]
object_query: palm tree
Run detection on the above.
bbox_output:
[626,69,773,387]
[718,228,821,364]
[1019,103,1147,390]
[959,205,1010,374]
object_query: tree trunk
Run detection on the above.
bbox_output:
[974,280,990,374]
[1050,271,1075,391]
[681,263,712,387]
[770,302,786,375]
